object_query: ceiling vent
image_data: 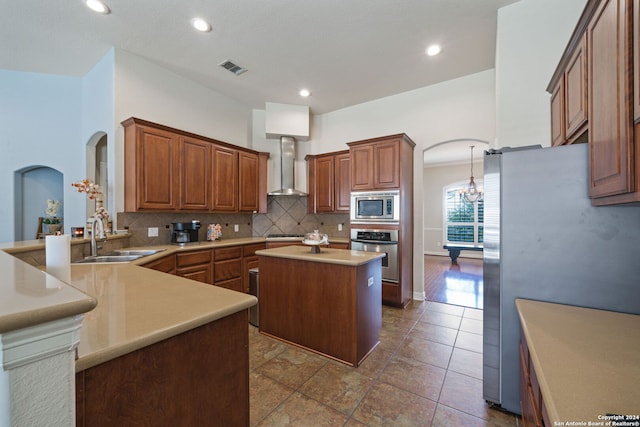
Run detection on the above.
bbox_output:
[219,60,247,76]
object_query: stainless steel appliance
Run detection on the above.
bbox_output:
[350,190,400,224]
[171,220,201,245]
[249,268,259,327]
[482,143,640,413]
[350,229,398,282]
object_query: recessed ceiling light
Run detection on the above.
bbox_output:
[299,89,311,98]
[426,44,442,56]
[191,18,212,32]
[85,0,110,14]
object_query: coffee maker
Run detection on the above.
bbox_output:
[171,220,201,245]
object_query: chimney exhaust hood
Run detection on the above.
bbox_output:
[268,136,307,196]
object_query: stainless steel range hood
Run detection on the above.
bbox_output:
[268,136,307,196]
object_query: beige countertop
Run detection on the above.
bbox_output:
[71,263,256,372]
[0,250,96,333]
[516,299,640,424]
[256,245,384,266]
[1,236,266,372]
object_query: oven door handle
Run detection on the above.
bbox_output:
[351,240,398,245]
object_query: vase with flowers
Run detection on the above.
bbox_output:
[42,199,62,234]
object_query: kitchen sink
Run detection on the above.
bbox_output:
[73,248,165,264]
[111,249,165,256]
[73,255,144,263]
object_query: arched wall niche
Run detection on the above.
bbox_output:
[85,132,108,220]
[14,166,64,240]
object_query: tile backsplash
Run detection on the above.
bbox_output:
[117,196,349,247]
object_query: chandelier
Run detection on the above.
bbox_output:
[459,145,483,203]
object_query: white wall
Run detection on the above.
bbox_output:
[496,0,588,148]
[0,71,83,243]
[81,49,116,219]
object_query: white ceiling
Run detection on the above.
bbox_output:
[1,0,519,118]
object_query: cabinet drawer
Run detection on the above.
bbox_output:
[243,243,266,257]
[214,246,242,261]
[214,258,242,282]
[176,249,212,268]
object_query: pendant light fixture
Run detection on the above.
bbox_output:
[460,145,483,203]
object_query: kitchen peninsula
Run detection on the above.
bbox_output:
[256,245,384,367]
[1,239,258,427]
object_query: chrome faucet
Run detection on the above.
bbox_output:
[91,217,106,257]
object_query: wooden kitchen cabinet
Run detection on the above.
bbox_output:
[142,254,176,274]
[348,134,415,307]
[550,78,565,146]
[242,242,266,293]
[238,151,259,212]
[213,246,243,292]
[176,249,213,284]
[565,35,588,141]
[123,117,268,213]
[348,134,413,191]
[179,136,211,210]
[588,0,634,200]
[550,36,588,147]
[549,0,640,205]
[520,336,551,427]
[306,150,350,213]
[212,145,238,212]
[123,119,179,211]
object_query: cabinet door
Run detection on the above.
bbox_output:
[565,36,588,141]
[179,137,211,210]
[334,153,351,212]
[374,140,400,189]
[588,0,633,198]
[350,145,375,190]
[212,146,238,212]
[550,78,565,146]
[238,151,259,212]
[134,126,179,210]
[315,155,335,212]
[142,255,176,274]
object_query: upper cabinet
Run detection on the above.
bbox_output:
[124,121,180,211]
[549,0,640,206]
[306,150,350,213]
[347,134,413,191]
[123,117,268,213]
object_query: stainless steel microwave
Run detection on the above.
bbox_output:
[350,190,400,223]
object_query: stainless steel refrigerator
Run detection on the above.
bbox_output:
[482,143,640,414]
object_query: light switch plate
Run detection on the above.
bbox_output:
[148,227,159,237]
[338,224,343,231]
[368,277,374,287]
[234,224,239,232]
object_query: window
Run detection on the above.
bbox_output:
[444,182,483,246]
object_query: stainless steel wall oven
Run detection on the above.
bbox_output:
[350,229,399,282]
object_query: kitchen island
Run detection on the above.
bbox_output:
[256,245,384,367]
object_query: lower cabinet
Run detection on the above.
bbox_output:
[142,254,176,274]
[213,246,243,292]
[76,311,249,426]
[242,243,266,293]
[520,335,550,427]
[176,249,213,284]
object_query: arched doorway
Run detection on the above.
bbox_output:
[14,166,64,240]
[422,139,488,309]
[85,132,108,220]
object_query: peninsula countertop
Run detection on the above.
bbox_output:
[516,298,640,424]
[256,245,385,266]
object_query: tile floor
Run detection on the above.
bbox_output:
[248,299,520,426]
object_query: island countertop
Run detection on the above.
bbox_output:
[256,245,384,266]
